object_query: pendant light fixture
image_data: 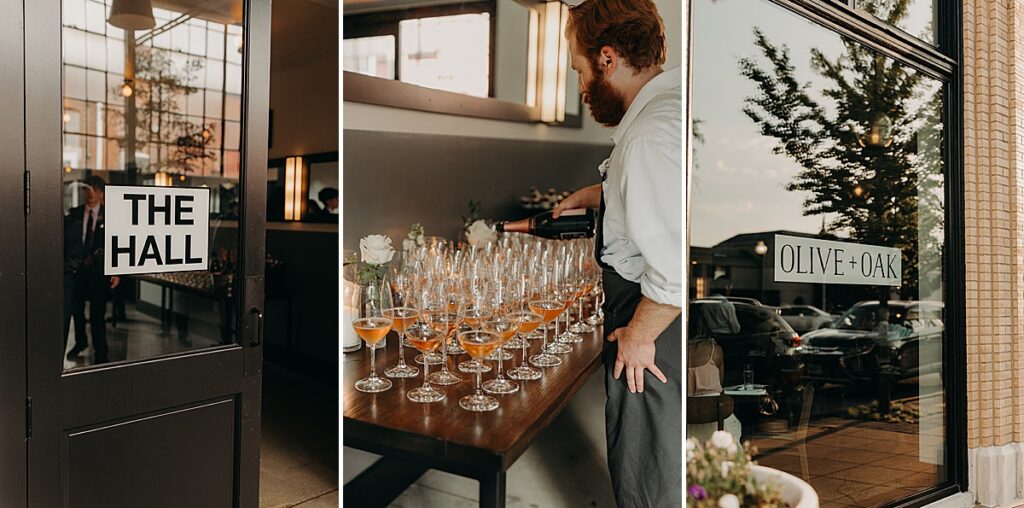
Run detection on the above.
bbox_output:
[108,0,156,31]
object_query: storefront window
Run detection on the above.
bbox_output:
[861,0,937,46]
[62,0,245,370]
[690,0,947,504]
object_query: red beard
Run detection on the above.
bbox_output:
[582,66,627,127]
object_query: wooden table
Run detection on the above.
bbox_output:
[343,326,604,508]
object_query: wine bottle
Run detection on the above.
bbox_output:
[496,209,595,239]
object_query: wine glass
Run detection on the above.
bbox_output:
[405,323,446,403]
[569,239,598,334]
[458,275,494,373]
[521,250,548,341]
[353,278,394,393]
[502,265,530,351]
[481,313,521,394]
[506,309,544,380]
[553,248,582,348]
[457,329,502,411]
[384,257,420,378]
[382,306,419,378]
[528,262,564,368]
[424,282,463,385]
[586,280,605,326]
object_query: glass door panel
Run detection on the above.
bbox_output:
[61,0,246,370]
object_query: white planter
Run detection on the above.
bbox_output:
[751,465,819,508]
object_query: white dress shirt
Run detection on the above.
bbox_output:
[599,66,683,308]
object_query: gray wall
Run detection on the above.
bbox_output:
[342,129,611,248]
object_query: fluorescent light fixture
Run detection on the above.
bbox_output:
[284,156,305,221]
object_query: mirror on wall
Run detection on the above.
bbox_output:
[343,0,580,124]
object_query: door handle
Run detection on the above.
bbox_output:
[249,307,264,347]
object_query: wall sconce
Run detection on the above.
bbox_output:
[540,1,569,123]
[154,172,172,187]
[284,156,306,221]
[525,9,540,108]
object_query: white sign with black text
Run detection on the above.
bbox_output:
[774,234,902,286]
[104,185,211,276]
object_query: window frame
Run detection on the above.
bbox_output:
[686,0,965,505]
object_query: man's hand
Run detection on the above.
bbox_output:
[608,325,666,393]
[552,183,602,218]
[607,296,682,393]
[110,276,120,289]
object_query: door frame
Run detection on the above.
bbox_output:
[0,0,26,505]
[23,0,271,505]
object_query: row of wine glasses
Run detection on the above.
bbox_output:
[350,234,603,413]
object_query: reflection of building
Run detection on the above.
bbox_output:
[691,230,882,312]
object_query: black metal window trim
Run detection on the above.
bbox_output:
[688,0,966,505]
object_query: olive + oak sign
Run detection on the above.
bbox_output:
[773,234,902,287]
[104,185,210,276]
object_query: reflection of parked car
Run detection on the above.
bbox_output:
[722,296,765,307]
[689,299,803,391]
[779,305,834,334]
[801,300,944,384]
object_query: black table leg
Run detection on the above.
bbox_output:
[478,471,506,508]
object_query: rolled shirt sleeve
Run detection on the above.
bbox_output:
[617,138,683,308]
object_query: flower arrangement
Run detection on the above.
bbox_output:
[686,432,789,508]
[466,219,496,248]
[357,234,395,285]
[403,223,425,253]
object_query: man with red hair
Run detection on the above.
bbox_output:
[553,0,682,505]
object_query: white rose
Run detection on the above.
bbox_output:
[720,460,734,477]
[360,235,396,265]
[709,430,737,453]
[403,238,417,252]
[466,220,496,247]
[718,494,740,508]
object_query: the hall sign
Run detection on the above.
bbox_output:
[774,234,902,286]
[104,185,210,276]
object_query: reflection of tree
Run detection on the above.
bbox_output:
[115,47,217,174]
[737,9,943,298]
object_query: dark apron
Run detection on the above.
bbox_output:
[597,194,682,508]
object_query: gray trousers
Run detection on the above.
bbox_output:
[602,268,682,508]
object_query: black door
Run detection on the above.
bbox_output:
[0,0,26,505]
[25,0,270,506]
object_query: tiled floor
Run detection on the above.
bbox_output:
[63,303,223,369]
[260,363,340,508]
[752,386,943,508]
[343,373,617,507]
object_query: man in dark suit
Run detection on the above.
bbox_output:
[66,176,120,364]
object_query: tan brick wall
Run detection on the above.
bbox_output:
[963,0,1024,449]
